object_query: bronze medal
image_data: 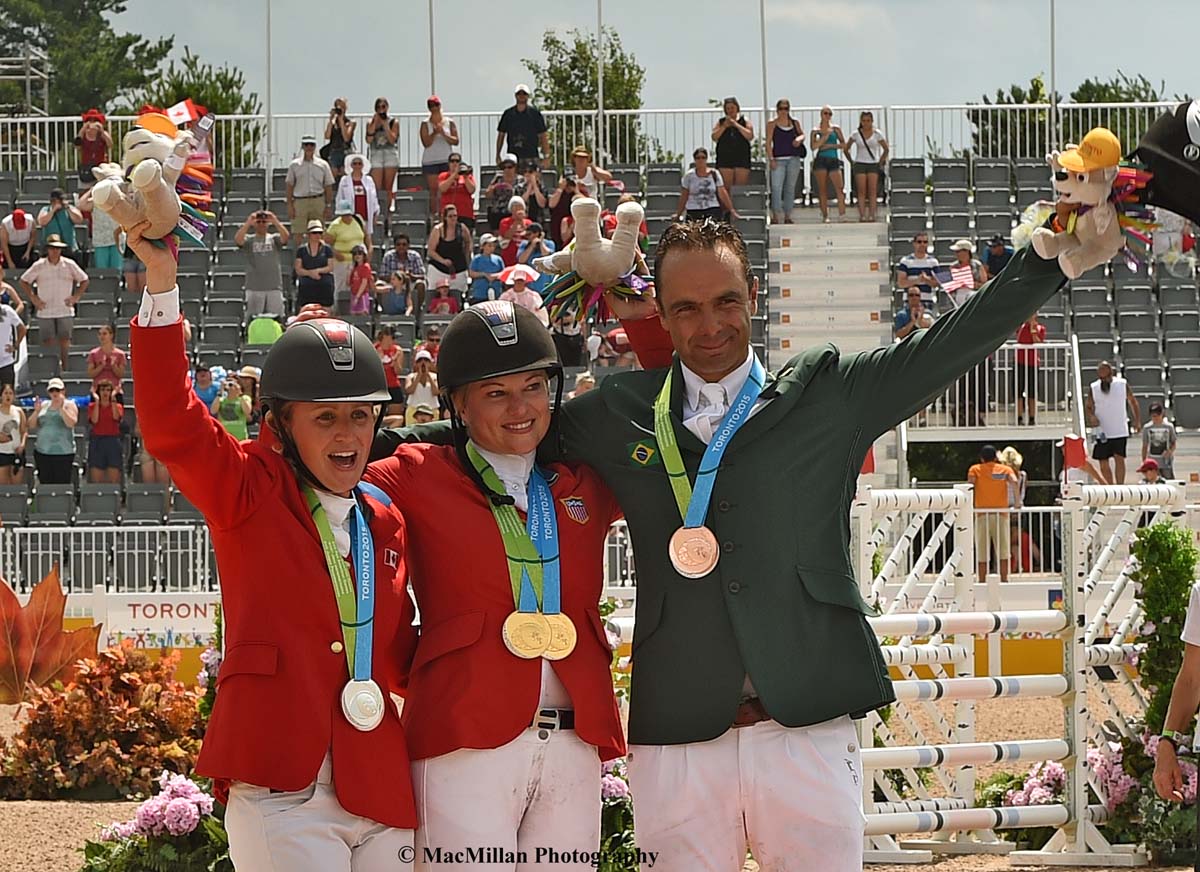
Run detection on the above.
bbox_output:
[542,613,578,660]
[503,610,552,659]
[668,525,720,579]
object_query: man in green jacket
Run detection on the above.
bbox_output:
[375,218,1118,871]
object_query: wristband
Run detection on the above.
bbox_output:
[1160,729,1189,753]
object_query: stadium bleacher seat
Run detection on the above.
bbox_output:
[1120,337,1161,363]
[888,160,925,191]
[74,298,115,325]
[974,212,1014,239]
[645,164,680,191]
[1073,311,1114,337]
[178,248,211,273]
[1163,310,1200,335]
[1161,283,1200,311]
[28,483,74,525]
[889,213,927,239]
[168,488,204,523]
[931,159,968,188]
[1076,338,1115,369]
[932,189,968,211]
[1117,310,1158,337]
[1115,285,1154,310]
[1070,285,1109,311]
[207,298,246,322]
[608,166,641,194]
[1038,312,1066,339]
[198,321,242,354]
[76,483,122,525]
[1173,392,1200,429]
[973,188,1012,210]
[211,273,246,295]
[972,158,1012,189]
[123,483,168,524]
[0,485,29,525]
[229,168,266,194]
[889,189,925,214]
[25,349,60,382]
[931,213,970,241]
[1166,337,1200,364]
[1170,364,1200,394]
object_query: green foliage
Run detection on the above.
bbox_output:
[1130,521,1198,733]
[80,797,232,872]
[975,770,1058,848]
[0,0,172,114]
[968,75,1053,161]
[1061,71,1172,156]
[0,642,204,799]
[1070,71,1167,105]
[120,47,263,170]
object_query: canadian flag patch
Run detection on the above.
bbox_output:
[383,549,399,568]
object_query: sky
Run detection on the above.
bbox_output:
[114,0,1194,115]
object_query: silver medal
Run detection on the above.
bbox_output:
[341,679,385,731]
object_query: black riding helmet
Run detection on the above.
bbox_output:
[437,301,563,501]
[259,318,390,490]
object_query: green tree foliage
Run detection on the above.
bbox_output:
[968,75,1053,161]
[121,48,264,170]
[0,0,172,114]
[523,28,673,165]
[1061,71,1171,154]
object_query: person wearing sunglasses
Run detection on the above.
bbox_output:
[366,97,400,214]
[437,153,476,227]
[766,99,806,224]
[712,97,754,204]
[810,105,847,223]
[420,96,459,218]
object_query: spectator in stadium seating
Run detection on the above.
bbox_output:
[20,234,88,369]
[499,197,531,267]
[426,278,461,316]
[437,153,476,227]
[87,379,124,483]
[495,84,549,168]
[712,97,753,203]
[550,309,585,367]
[191,363,220,410]
[601,194,650,251]
[517,222,555,293]
[420,95,458,217]
[137,422,171,485]
[893,288,932,339]
[468,233,505,304]
[27,377,78,484]
[947,239,986,307]
[380,233,425,316]
[36,189,83,260]
[968,444,1018,583]
[410,402,437,425]
[766,99,805,225]
[286,135,335,232]
[0,275,21,317]
[499,271,548,326]
[211,374,252,441]
[984,234,1013,276]
[336,154,381,239]
[1014,312,1044,425]
[235,209,290,318]
[896,233,940,307]
[349,245,374,315]
[810,106,847,223]
[0,297,26,388]
[673,148,738,222]
[1141,402,1177,479]
[484,155,525,231]
[323,97,356,179]
[325,201,369,297]
[560,191,585,247]
[0,383,26,484]
[374,326,406,423]
[294,219,336,310]
[1138,457,1162,484]
[425,204,471,297]
[548,174,577,249]
[77,186,122,271]
[1085,361,1140,485]
[847,111,888,223]
[237,365,261,412]
[404,349,439,424]
[1,208,37,271]
[415,324,441,364]
[121,229,146,295]
[87,322,127,396]
[365,97,401,214]
[603,325,636,367]
[569,371,596,399]
[522,164,549,224]
[75,109,112,185]
[999,446,1027,509]
[567,145,612,199]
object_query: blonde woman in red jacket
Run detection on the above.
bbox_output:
[127,224,418,872]
[366,300,625,870]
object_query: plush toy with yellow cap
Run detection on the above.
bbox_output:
[1029,127,1126,279]
[90,110,195,242]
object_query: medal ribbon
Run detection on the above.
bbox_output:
[466,442,562,615]
[653,357,766,528]
[306,487,376,681]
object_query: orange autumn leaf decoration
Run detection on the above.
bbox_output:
[0,567,101,704]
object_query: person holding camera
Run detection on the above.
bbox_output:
[420,96,459,218]
[336,154,381,239]
[548,175,578,249]
[436,153,476,227]
[712,97,754,202]
[484,154,525,231]
[517,222,556,294]
[75,109,112,186]
[234,209,290,318]
[27,378,78,484]
[36,189,83,260]
[211,376,252,441]
[87,379,124,484]
[365,97,400,214]
[521,164,549,224]
[323,98,356,179]
[495,83,548,168]
[567,146,612,199]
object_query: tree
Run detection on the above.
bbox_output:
[523,28,673,166]
[967,75,1054,161]
[120,48,263,170]
[0,0,172,114]
[1062,71,1172,155]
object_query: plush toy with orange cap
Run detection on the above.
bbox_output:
[1029,127,1127,279]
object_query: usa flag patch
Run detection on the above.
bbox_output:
[560,496,589,525]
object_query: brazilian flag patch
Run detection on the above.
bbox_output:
[627,440,659,467]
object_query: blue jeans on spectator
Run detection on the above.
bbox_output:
[770,155,804,219]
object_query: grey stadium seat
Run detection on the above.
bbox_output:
[973,188,1013,210]
[1122,364,1162,396]
[1120,338,1160,363]
[1070,285,1109,312]
[1072,311,1113,337]
[889,189,926,214]
[973,159,1012,188]
[168,488,204,523]
[76,483,122,525]
[1117,310,1157,337]
[1160,284,1200,312]
[931,159,968,188]
[931,213,970,241]
[1172,392,1200,429]
[1115,286,1154,310]
[28,483,74,526]
[645,165,681,191]
[1166,337,1200,364]
[123,482,168,524]
[932,189,968,211]
[1170,364,1200,393]
[1163,310,1200,336]
[0,485,29,525]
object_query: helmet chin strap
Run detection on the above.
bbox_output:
[267,401,387,496]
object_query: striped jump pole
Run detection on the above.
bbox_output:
[892,674,1068,702]
[879,642,971,667]
[862,738,1070,770]
[868,609,1068,638]
[865,803,1109,837]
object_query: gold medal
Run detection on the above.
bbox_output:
[668,525,720,579]
[503,611,552,659]
[542,613,578,660]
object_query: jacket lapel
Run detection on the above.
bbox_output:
[727,343,841,448]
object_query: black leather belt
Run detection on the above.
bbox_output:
[533,708,575,731]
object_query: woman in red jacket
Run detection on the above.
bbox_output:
[365,300,624,870]
[126,224,418,871]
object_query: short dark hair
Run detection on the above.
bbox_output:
[394,233,409,244]
[913,232,928,242]
[1149,401,1164,413]
[980,444,997,462]
[653,218,753,304]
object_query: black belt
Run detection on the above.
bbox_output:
[532,708,575,731]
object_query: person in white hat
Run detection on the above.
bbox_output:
[404,349,439,425]
[324,200,370,297]
[336,153,381,238]
[286,134,335,232]
[27,376,78,484]
[947,239,986,307]
[496,83,548,168]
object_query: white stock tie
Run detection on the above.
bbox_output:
[689,383,729,444]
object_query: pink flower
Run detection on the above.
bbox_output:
[1140,620,1157,636]
[601,773,630,801]
[164,797,201,836]
[135,795,168,836]
[1028,785,1054,805]
[605,629,621,651]
[1004,787,1028,806]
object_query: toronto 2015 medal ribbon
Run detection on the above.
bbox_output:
[654,356,765,578]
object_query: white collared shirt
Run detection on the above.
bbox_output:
[313,489,355,557]
[678,349,769,444]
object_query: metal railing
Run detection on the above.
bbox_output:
[904,339,1077,433]
[0,102,1178,179]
